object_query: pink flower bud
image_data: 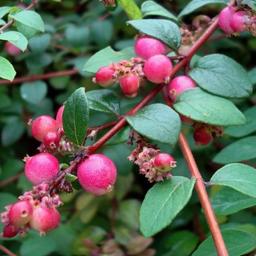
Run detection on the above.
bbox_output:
[94,66,115,87]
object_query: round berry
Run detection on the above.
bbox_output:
[4,42,21,56]
[43,131,61,149]
[230,11,248,33]
[218,6,236,34]
[119,74,140,98]
[8,200,33,227]
[95,66,115,87]
[143,55,173,84]
[2,224,19,238]
[153,153,176,172]
[77,154,117,196]
[193,126,213,145]
[30,205,60,233]
[25,153,59,185]
[31,115,57,142]
[135,35,167,59]
[56,105,64,129]
[168,75,196,102]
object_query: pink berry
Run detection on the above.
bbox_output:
[143,55,173,84]
[119,74,140,98]
[193,126,213,145]
[2,224,19,238]
[77,154,117,196]
[153,153,176,172]
[4,42,21,56]
[25,153,59,185]
[43,131,61,149]
[56,105,64,129]
[8,200,33,227]
[135,35,167,60]
[230,11,248,33]
[168,75,196,102]
[218,6,236,34]
[31,115,57,142]
[30,205,60,233]
[95,66,115,87]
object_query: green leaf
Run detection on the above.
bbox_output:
[117,0,142,19]
[91,20,113,47]
[141,1,177,21]
[63,87,89,145]
[0,31,28,51]
[29,34,51,53]
[210,163,256,198]
[225,107,256,137]
[242,0,256,11]
[0,56,16,81]
[189,54,252,98]
[86,89,120,115]
[0,193,16,212]
[0,6,11,18]
[11,10,45,32]
[249,67,256,86]
[211,186,256,215]
[84,46,135,73]
[179,0,228,18]
[140,176,195,237]
[20,81,48,104]
[126,103,181,145]
[173,88,245,126]
[213,136,256,163]
[127,19,181,50]
[65,25,90,47]
[192,229,256,256]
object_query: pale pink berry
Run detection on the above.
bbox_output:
[4,42,21,56]
[135,35,167,60]
[30,205,60,233]
[95,66,115,87]
[56,105,64,129]
[8,200,33,227]
[2,224,19,238]
[77,154,117,196]
[43,131,61,149]
[24,153,59,185]
[218,6,236,34]
[168,75,196,102]
[119,74,140,98]
[143,55,173,84]
[153,153,176,172]
[193,126,213,145]
[31,115,57,142]
[230,11,248,33]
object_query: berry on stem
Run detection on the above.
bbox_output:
[94,66,115,87]
[168,75,196,102]
[31,115,57,142]
[43,131,61,149]
[24,153,59,185]
[230,11,248,33]
[143,54,173,84]
[193,126,213,145]
[218,6,236,34]
[2,224,19,238]
[4,42,21,56]
[77,154,117,196]
[153,153,176,172]
[135,35,167,60]
[119,74,140,98]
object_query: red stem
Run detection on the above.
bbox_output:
[0,245,16,256]
[0,69,78,85]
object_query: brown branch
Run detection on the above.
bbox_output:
[0,245,17,256]
[0,173,22,188]
[0,69,78,85]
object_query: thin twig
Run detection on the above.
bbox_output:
[0,173,22,188]
[0,245,17,256]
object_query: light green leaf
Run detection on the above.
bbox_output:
[117,0,142,19]
[0,56,16,81]
[0,6,11,18]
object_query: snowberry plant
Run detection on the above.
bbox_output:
[0,0,256,255]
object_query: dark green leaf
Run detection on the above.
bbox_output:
[242,0,256,10]
[126,103,181,145]
[0,6,11,18]
[127,19,181,49]
[65,25,90,47]
[249,67,256,85]
[210,163,256,198]
[0,31,28,51]
[140,176,195,237]
[63,87,89,145]
[0,56,16,81]
[91,20,113,47]
[213,136,256,163]
[189,54,252,98]
[173,88,245,126]
[29,34,51,53]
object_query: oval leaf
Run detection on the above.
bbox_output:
[140,176,195,237]
[210,163,256,198]
[0,31,28,51]
[126,103,181,145]
[189,54,252,98]
[213,136,256,163]
[63,87,89,145]
[0,56,16,81]
[117,0,142,19]
[173,88,245,126]
[127,19,181,49]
